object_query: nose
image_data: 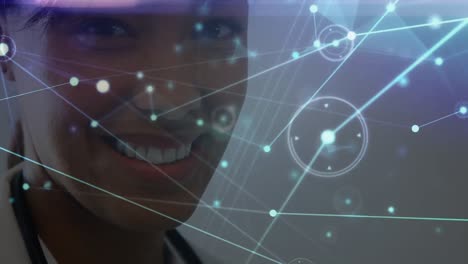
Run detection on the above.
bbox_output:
[132,81,202,120]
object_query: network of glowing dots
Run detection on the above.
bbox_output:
[196,118,204,127]
[269,209,278,217]
[150,114,158,122]
[69,77,80,87]
[22,183,30,191]
[459,106,468,115]
[174,44,183,54]
[263,145,271,153]
[213,200,221,208]
[90,120,99,128]
[96,80,110,94]
[345,198,352,205]
[0,42,9,56]
[321,130,336,145]
[136,71,144,80]
[332,39,340,47]
[146,85,154,94]
[386,2,396,12]
[43,181,52,190]
[347,31,357,41]
[411,125,420,133]
[434,57,444,66]
[313,40,321,48]
[167,81,175,90]
[309,4,318,14]
[398,76,410,87]
[220,160,229,169]
[194,22,204,32]
[429,15,443,29]
[388,206,396,214]
[292,51,300,59]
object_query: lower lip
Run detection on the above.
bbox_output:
[104,138,206,185]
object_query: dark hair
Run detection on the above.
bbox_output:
[1,1,17,15]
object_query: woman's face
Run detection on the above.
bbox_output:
[3,1,248,231]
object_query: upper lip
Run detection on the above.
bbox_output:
[95,119,208,147]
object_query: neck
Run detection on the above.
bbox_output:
[23,171,167,264]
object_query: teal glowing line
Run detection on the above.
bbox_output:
[419,111,459,128]
[247,5,399,262]
[0,83,68,102]
[335,20,468,133]
[278,212,468,222]
[268,5,393,147]
[157,41,338,118]
[245,144,325,263]
[0,146,282,264]
[356,17,468,37]
[10,59,284,263]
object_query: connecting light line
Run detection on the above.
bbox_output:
[268,3,395,147]
[10,59,284,263]
[0,146,281,264]
[245,4,397,262]
[356,16,468,37]
[248,7,468,264]
[335,20,468,133]
[157,40,339,118]
[245,144,326,264]
[278,212,468,223]
[419,111,460,128]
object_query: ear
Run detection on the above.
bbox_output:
[0,19,16,82]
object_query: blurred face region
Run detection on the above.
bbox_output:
[5,1,249,231]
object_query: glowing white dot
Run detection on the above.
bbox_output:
[332,39,340,47]
[386,3,396,12]
[0,43,9,56]
[136,71,144,79]
[321,130,336,145]
[96,80,110,94]
[22,183,30,191]
[269,209,278,217]
[146,85,154,94]
[291,51,300,59]
[435,57,444,66]
[429,15,442,29]
[90,120,99,128]
[388,206,396,214]
[411,125,420,133]
[69,77,80,87]
[347,31,357,41]
[309,4,318,14]
[220,160,229,168]
[150,114,158,122]
[263,145,271,153]
[460,106,468,115]
[313,40,321,49]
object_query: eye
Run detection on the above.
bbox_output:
[77,18,133,38]
[72,17,137,50]
[192,18,242,41]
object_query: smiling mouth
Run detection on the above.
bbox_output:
[101,136,200,165]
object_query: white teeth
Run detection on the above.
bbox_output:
[125,143,136,158]
[164,148,177,163]
[177,145,186,160]
[136,147,146,160]
[113,141,192,165]
[147,147,163,164]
